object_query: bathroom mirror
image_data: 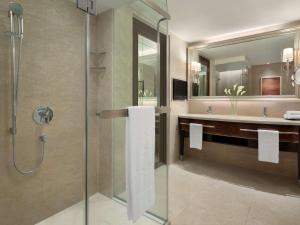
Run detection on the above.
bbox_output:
[188,28,300,99]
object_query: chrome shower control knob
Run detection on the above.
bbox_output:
[33,106,54,125]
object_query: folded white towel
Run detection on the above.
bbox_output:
[190,123,203,150]
[258,129,279,164]
[286,111,300,115]
[284,114,300,120]
[126,106,155,222]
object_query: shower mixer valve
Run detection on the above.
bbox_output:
[33,106,54,125]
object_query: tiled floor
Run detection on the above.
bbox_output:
[36,157,300,225]
[36,193,161,225]
[169,157,300,225]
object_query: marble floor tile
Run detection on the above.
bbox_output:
[169,157,300,225]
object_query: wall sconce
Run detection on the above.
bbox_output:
[191,61,201,83]
[282,48,294,86]
[282,48,294,75]
[282,48,294,63]
[191,61,201,72]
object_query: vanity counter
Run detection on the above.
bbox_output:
[178,113,300,126]
[178,113,300,182]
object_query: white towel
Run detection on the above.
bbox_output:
[286,111,300,115]
[258,129,279,163]
[190,123,203,150]
[126,106,155,222]
[284,113,300,120]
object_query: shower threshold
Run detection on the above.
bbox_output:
[36,193,161,225]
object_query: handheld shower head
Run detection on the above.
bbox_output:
[8,2,23,39]
[9,2,23,17]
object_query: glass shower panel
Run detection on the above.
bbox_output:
[0,1,87,225]
[111,0,169,223]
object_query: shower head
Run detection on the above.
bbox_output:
[8,2,23,39]
[9,2,23,18]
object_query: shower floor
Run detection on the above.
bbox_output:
[36,193,161,225]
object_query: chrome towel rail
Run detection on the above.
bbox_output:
[240,128,299,135]
[179,123,215,129]
[96,106,170,119]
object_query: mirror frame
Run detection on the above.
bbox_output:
[187,21,300,101]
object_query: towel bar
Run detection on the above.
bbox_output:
[240,128,299,135]
[180,123,215,129]
[96,106,170,119]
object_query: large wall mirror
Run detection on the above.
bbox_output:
[188,27,300,99]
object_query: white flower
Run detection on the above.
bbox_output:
[233,84,238,91]
[224,88,228,95]
[228,89,231,95]
[240,90,246,96]
[237,85,245,91]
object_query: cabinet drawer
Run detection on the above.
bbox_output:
[178,118,300,143]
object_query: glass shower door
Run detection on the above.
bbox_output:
[85,0,170,225]
[0,1,87,225]
[111,0,169,224]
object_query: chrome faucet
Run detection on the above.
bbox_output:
[207,106,212,114]
[263,107,267,117]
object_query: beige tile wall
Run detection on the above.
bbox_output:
[112,5,133,197]
[0,1,98,225]
[189,99,300,117]
[93,10,114,197]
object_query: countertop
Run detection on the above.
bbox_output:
[178,113,300,126]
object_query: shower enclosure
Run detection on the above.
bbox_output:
[0,0,169,225]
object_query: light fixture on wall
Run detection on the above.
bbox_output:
[191,61,201,83]
[282,48,294,86]
[282,48,294,63]
[282,48,294,74]
[191,61,201,72]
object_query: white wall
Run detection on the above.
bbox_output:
[169,34,189,163]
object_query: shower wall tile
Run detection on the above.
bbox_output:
[0,1,97,225]
[112,5,133,197]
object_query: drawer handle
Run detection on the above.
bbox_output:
[240,128,299,135]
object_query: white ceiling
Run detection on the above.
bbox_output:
[168,0,300,42]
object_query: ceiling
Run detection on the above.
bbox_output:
[198,32,295,65]
[168,0,300,42]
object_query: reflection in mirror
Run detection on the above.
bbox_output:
[138,35,157,106]
[189,31,298,98]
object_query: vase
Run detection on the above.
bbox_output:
[230,99,238,115]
